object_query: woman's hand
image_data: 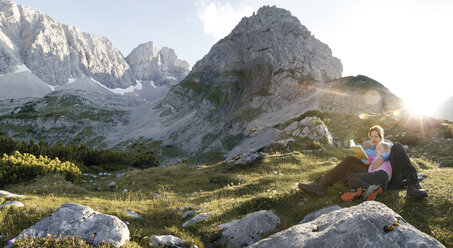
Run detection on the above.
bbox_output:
[370,156,384,170]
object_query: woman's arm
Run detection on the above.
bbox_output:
[370,156,384,170]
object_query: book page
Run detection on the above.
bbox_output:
[350,145,368,160]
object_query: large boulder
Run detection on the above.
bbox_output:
[249,201,445,248]
[16,203,129,247]
[217,210,280,248]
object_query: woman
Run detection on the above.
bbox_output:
[298,125,427,199]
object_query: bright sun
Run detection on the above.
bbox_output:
[404,98,439,117]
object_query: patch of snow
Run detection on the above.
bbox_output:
[166,76,176,80]
[66,78,78,84]
[110,80,143,95]
[150,81,157,89]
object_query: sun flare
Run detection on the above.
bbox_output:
[404,98,438,118]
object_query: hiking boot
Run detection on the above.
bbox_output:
[298,182,327,196]
[340,188,363,202]
[407,174,428,198]
[363,185,383,201]
[407,183,428,198]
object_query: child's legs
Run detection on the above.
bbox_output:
[346,171,389,190]
[346,175,371,189]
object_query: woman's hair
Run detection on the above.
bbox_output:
[368,125,384,139]
[377,142,391,153]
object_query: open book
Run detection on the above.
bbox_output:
[349,139,368,160]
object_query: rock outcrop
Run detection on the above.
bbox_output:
[284,116,333,145]
[16,203,130,247]
[249,201,445,248]
[126,41,190,86]
[0,0,136,88]
[141,5,402,163]
[192,6,342,83]
[168,5,343,118]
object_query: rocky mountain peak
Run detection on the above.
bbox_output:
[0,0,136,88]
[126,41,190,86]
[192,5,342,82]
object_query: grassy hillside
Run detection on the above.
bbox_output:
[1,151,452,247]
[1,112,452,247]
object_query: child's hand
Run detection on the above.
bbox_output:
[364,160,371,166]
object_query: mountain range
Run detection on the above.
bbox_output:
[0,0,189,100]
[2,1,447,164]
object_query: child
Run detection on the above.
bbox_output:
[340,142,393,202]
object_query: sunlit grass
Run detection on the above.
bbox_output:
[1,151,451,247]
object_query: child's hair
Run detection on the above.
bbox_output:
[377,142,391,153]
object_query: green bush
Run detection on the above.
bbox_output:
[0,136,158,171]
[0,151,82,185]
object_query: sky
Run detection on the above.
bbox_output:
[11,0,453,115]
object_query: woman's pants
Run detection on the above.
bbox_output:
[388,142,418,189]
[320,156,368,186]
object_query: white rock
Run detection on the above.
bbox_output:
[182,213,211,228]
[127,211,141,219]
[250,201,444,248]
[182,210,195,219]
[16,203,129,247]
[179,206,192,211]
[276,138,295,148]
[108,182,116,187]
[0,201,25,209]
[116,172,126,178]
[149,234,184,247]
[0,190,25,198]
[291,128,301,137]
[218,210,280,248]
[284,121,299,133]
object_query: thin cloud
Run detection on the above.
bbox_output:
[196,0,254,41]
